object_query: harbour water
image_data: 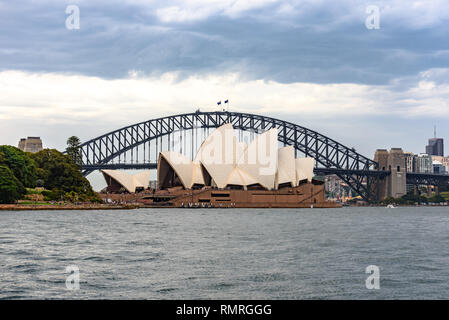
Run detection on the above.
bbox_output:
[1,207,449,299]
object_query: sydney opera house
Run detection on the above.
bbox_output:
[102,124,337,208]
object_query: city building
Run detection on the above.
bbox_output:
[404,152,415,173]
[416,153,433,173]
[426,135,444,156]
[324,175,351,202]
[432,160,446,175]
[401,153,448,175]
[431,155,449,174]
[18,137,43,153]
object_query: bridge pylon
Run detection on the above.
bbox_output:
[374,148,407,200]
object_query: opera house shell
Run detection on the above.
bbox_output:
[149,124,338,208]
[101,170,151,193]
[158,123,314,190]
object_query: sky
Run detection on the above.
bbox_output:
[1,0,449,165]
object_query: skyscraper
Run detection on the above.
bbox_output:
[425,127,444,156]
[426,138,444,156]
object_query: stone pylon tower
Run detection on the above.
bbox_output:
[374,149,389,200]
[18,137,43,153]
[387,148,406,198]
[374,148,407,200]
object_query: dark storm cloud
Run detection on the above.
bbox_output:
[1,0,449,84]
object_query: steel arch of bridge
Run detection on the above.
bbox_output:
[80,111,381,201]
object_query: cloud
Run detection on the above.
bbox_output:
[1,0,449,85]
[1,69,448,127]
[154,0,279,22]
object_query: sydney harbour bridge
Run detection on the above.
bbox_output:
[78,110,449,202]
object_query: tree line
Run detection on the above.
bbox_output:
[0,136,100,204]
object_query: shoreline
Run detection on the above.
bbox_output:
[0,203,142,211]
[1,203,447,211]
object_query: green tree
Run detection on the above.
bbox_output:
[30,149,98,199]
[0,145,36,187]
[66,136,82,167]
[0,165,25,203]
[429,194,445,203]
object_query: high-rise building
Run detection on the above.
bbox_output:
[426,138,444,156]
[403,152,415,173]
[416,153,433,173]
[425,127,444,156]
[18,137,43,153]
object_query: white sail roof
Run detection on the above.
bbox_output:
[133,171,152,188]
[155,124,315,191]
[195,123,239,189]
[225,167,258,187]
[276,146,297,188]
[236,141,246,160]
[158,151,205,189]
[226,168,245,186]
[101,170,151,193]
[295,157,314,183]
[191,160,205,186]
[236,128,278,190]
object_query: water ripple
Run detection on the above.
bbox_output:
[1,207,449,299]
